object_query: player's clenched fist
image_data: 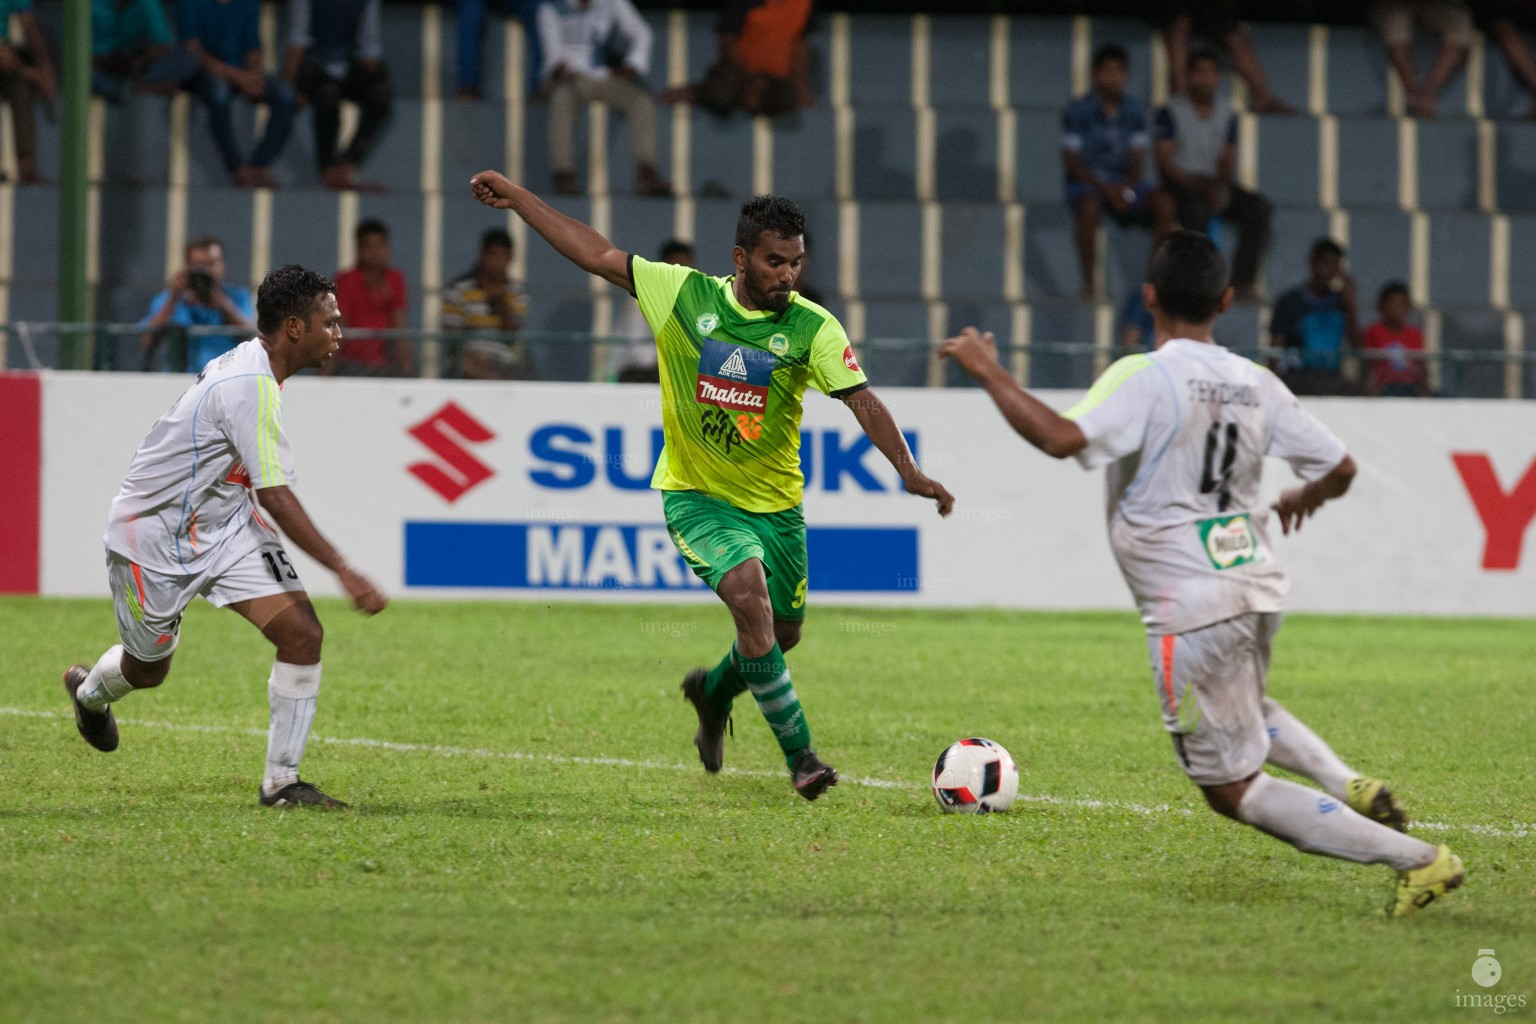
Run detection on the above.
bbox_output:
[471,171,518,209]
[339,567,388,615]
[938,326,1001,378]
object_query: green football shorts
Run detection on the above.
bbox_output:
[661,490,809,621]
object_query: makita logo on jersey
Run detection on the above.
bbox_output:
[696,338,774,413]
[696,378,767,411]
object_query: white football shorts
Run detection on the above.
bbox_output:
[107,524,307,662]
[1145,612,1282,787]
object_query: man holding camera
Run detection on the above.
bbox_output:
[141,235,257,372]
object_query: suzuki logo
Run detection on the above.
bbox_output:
[1452,453,1536,570]
[407,402,496,503]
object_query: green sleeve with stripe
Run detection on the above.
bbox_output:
[226,373,292,489]
[1063,354,1152,420]
[806,312,867,396]
[1062,353,1156,468]
[631,255,697,337]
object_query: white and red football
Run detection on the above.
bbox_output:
[931,737,1020,814]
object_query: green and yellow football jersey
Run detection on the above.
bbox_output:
[630,255,868,514]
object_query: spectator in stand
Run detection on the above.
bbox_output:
[1148,1,1296,113]
[284,0,393,191]
[442,228,532,379]
[327,219,412,377]
[1119,287,1154,352]
[1154,47,1271,301]
[1062,44,1174,301]
[1268,238,1361,396]
[662,0,815,118]
[792,230,825,305]
[91,0,199,102]
[1363,281,1430,396]
[1373,0,1472,117]
[0,0,56,183]
[1475,1,1536,118]
[140,234,256,373]
[179,0,296,188]
[612,239,692,383]
[538,0,671,197]
[455,0,542,100]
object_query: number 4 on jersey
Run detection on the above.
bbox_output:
[1201,422,1238,512]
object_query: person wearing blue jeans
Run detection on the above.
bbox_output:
[455,0,542,99]
[90,0,198,102]
[1061,43,1175,300]
[179,0,295,188]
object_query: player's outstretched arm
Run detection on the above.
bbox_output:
[255,485,388,615]
[1272,454,1356,536]
[842,388,954,516]
[939,327,1087,459]
[470,170,631,292]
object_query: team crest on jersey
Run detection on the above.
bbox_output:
[695,313,720,335]
[696,338,774,412]
[769,333,789,355]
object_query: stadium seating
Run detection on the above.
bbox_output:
[770,108,838,203]
[1254,116,1321,209]
[5,5,1536,397]
[929,16,994,109]
[1343,210,1413,305]
[1008,18,1074,111]
[851,201,923,301]
[1326,26,1391,117]
[933,107,1004,202]
[1507,215,1536,309]
[938,203,1009,302]
[1335,117,1401,209]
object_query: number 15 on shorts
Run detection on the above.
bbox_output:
[262,549,298,583]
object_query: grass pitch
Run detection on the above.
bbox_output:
[1,597,1532,1023]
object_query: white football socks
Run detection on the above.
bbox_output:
[1262,698,1357,798]
[262,661,321,797]
[75,645,134,712]
[1237,773,1436,871]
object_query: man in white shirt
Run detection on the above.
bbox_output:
[939,230,1465,918]
[538,0,671,197]
[63,264,388,809]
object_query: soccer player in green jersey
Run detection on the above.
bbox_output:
[471,170,954,799]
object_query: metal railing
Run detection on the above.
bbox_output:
[3,322,1532,399]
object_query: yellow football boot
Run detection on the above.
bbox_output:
[1347,776,1408,832]
[1387,845,1465,918]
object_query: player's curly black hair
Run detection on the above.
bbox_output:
[256,264,336,334]
[735,195,805,252]
[1148,230,1228,324]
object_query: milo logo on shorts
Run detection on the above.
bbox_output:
[1198,513,1265,570]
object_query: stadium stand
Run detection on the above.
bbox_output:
[3,3,1536,397]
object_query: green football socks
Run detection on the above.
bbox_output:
[736,643,811,766]
[703,644,748,707]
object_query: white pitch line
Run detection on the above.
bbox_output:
[4,708,1529,837]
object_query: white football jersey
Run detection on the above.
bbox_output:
[1064,338,1348,635]
[105,339,296,574]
